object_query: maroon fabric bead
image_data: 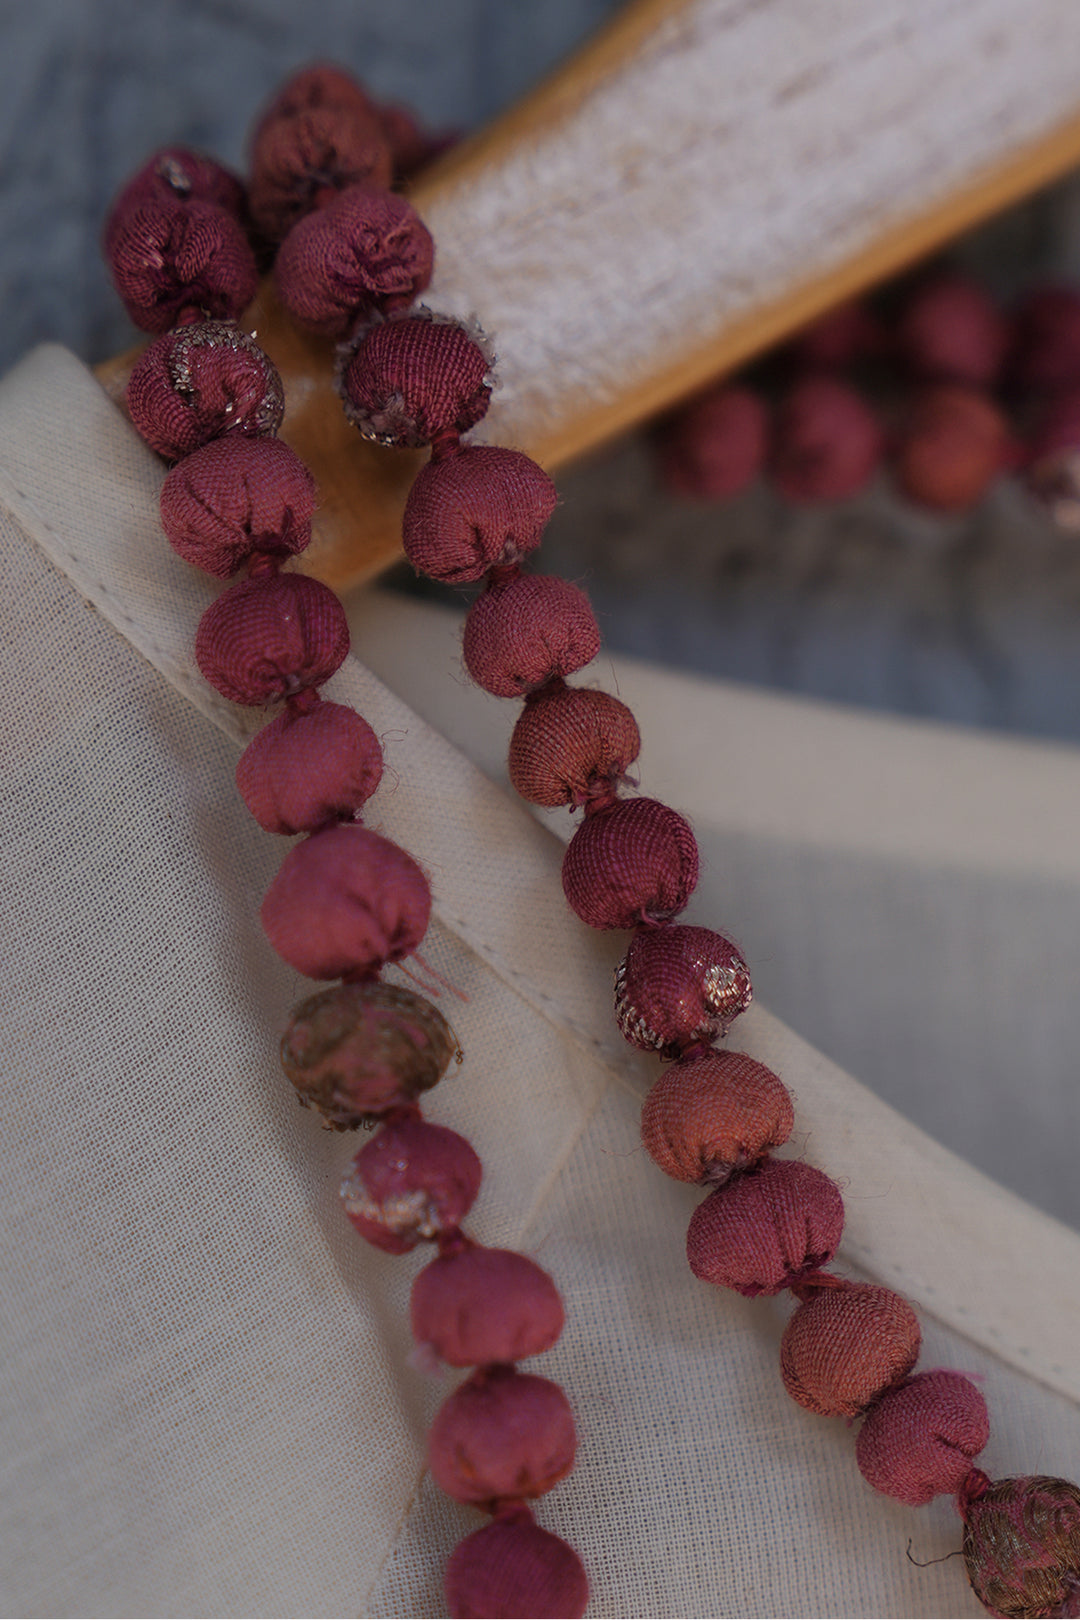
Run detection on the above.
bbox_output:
[686,1158,844,1297]
[428,1365,576,1507]
[104,147,247,253]
[195,572,348,706]
[563,798,698,930]
[263,63,379,122]
[641,1050,793,1184]
[275,185,434,337]
[261,822,432,981]
[772,374,883,501]
[1013,285,1080,394]
[508,685,640,809]
[445,1515,589,1620]
[403,446,556,582]
[127,322,284,461]
[236,700,382,834]
[960,1475,1080,1620]
[856,1370,990,1506]
[1026,390,1080,531]
[411,1243,564,1367]
[249,96,391,242]
[898,272,1009,387]
[895,385,1008,513]
[160,435,316,578]
[614,923,752,1054]
[790,299,884,369]
[340,1117,481,1254]
[463,574,600,698]
[781,1282,921,1418]
[336,312,492,448]
[105,198,257,334]
[655,385,768,501]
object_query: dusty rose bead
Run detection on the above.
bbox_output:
[641,1050,793,1183]
[655,385,768,501]
[236,700,382,834]
[855,1370,989,1506]
[160,436,316,578]
[195,572,348,706]
[446,1514,589,1620]
[687,1158,844,1297]
[960,1474,1080,1620]
[772,374,883,501]
[127,322,284,461]
[105,197,257,334]
[275,185,434,336]
[428,1365,576,1507]
[403,446,557,582]
[104,148,247,250]
[261,823,431,981]
[411,1243,564,1367]
[562,798,698,930]
[463,574,600,698]
[897,273,1009,386]
[340,1118,481,1254]
[280,981,458,1128]
[249,99,391,242]
[790,299,884,369]
[781,1282,921,1418]
[337,312,492,447]
[615,924,752,1055]
[508,685,640,809]
[895,385,1008,513]
[1013,285,1080,393]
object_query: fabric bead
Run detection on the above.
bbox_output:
[104,147,247,250]
[249,100,391,242]
[655,385,768,501]
[895,385,1008,512]
[508,685,640,809]
[340,1118,481,1253]
[1013,285,1080,393]
[261,823,431,981]
[463,574,600,698]
[236,701,382,834]
[641,1050,793,1183]
[280,981,458,1128]
[1026,391,1080,531]
[687,1158,844,1297]
[790,299,883,369]
[274,185,435,336]
[960,1474,1080,1620]
[855,1370,990,1506]
[445,1514,589,1620]
[105,198,257,334]
[195,572,348,706]
[411,1243,564,1367]
[614,924,752,1054]
[336,311,492,448]
[160,435,316,578]
[262,62,379,123]
[771,374,883,501]
[428,1365,576,1507]
[780,1282,921,1418]
[402,446,557,582]
[897,272,1009,387]
[127,322,284,461]
[562,798,698,930]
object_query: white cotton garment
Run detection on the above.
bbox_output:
[1,345,1078,1620]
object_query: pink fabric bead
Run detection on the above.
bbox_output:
[236,701,382,834]
[428,1365,576,1506]
[104,148,247,249]
[340,1117,481,1254]
[160,436,316,578]
[508,685,640,809]
[195,572,348,706]
[686,1158,844,1297]
[960,1474,1080,1620]
[895,385,1008,513]
[127,322,284,461]
[402,447,557,582]
[463,574,600,698]
[855,1370,990,1506]
[1013,285,1080,393]
[790,299,884,369]
[274,185,434,336]
[771,375,883,501]
[898,273,1009,387]
[562,798,698,930]
[641,1050,794,1183]
[337,312,492,448]
[411,1243,564,1367]
[781,1282,921,1418]
[249,99,391,242]
[105,198,257,334]
[655,385,768,500]
[614,924,752,1054]
[445,1514,589,1620]
[261,823,431,981]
